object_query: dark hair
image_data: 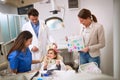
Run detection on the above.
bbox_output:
[28,8,39,17]
[47,48,58,59]
[78,8,97,22]
[7,31,32,59]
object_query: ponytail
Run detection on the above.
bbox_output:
[91,14,97,22]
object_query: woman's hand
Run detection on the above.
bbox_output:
[80,46,89,53]
[11,69,17,74]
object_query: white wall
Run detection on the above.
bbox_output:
[114,0,120,80]
[34,0,113,76]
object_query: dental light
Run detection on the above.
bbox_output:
[50,0,60,14]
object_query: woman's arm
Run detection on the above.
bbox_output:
[32,60,41,64]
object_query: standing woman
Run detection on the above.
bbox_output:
[7,31,40,74]
[78,8,105,67]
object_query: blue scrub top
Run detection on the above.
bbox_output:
[8,48,32,73]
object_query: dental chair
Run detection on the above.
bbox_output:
[0,52,8,73]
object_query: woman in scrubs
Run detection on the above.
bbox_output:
[7,31,40,74]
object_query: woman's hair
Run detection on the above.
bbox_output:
[48,48,58,59]
[78,8,97,22]
[7,31,32,59]
[28,8,39,17]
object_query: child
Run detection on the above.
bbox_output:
[40,48,66,71]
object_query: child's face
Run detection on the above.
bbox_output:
[47,50,56,59]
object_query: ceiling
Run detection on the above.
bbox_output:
[0,0,48,7]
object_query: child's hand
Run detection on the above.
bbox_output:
[44,61,48,70]
[44,61,48,65]
[39,56,44,63]
[56,60,60,65]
